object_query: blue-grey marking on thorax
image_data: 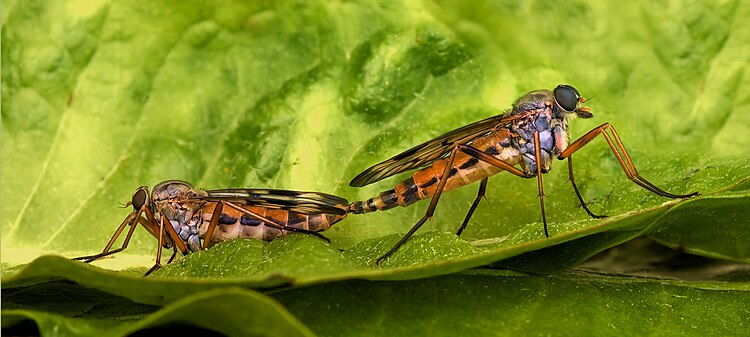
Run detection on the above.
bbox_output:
[509,101,560,175]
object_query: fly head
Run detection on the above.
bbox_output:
[554,84,593,119]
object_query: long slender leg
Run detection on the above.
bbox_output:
[203,201,223,249]
[533,131,549,238]
[567,156,607,219]
[142,213,188,276]
[140,207,188,257]
[161,214,189,255]
[222,201,331,243]
[376,143,531,265]
[455,145,530,178]
[137,217,160,239]
[559,123,699,198]
[166,248,178,264]
[73,213,133,261]
[73,208,144,262]
[144,216,167,276]
[456,177,488,236]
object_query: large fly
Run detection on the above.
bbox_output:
[73,180,349,275]
[348,85,699,265]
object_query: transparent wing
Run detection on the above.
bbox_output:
[349,113,521,187]
[203,189,348,215]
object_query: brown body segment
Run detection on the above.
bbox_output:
[413,128,519,199]
[200,202,346,245]
[350,128,519,214]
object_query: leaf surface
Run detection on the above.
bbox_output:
[2,1,750,335]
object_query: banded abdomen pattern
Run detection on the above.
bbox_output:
[198,203,347,244]
[349,128,521,214]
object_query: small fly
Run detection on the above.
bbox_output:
[348,85,699,265]
[73,180,349,275]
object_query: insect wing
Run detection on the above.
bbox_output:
[349,113,522,187]
[204,189,348,215]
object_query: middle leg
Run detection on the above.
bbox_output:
[375,143,531,265]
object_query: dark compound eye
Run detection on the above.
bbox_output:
[132,187,149,210]
[554,84,580,112]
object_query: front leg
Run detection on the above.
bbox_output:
[559,123,699,198]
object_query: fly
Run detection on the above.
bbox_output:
[73,180,349,275]
[348,84,700,265]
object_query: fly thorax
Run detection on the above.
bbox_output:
[511,114,555,175]
[151,181,207,253]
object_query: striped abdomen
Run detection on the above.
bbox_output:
[198,203,347,244]
[349,128,521,214]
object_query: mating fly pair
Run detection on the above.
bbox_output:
[75,85,699,272]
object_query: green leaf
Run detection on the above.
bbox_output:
[271,270,750,337]
[4,0,749,275]
[3,286,315,337]
[5,269,749,337]
[578,237,750,281]
[648,179,750,262]
[274,270,750,336]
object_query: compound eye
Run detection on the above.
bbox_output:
[554,84,580,112]
[132,187,149,210]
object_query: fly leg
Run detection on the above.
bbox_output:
[567,156,607,219]
[167,248,178,264]
[73,212,139,263]
[74,205,186,275]
[73,206,158,263]
[202,202,223,249]
[159,212,189,255]
[559,123,699,198]
[376,143,531,265]
[144,215,167,276]
[223,202,331,243]
[456,178,488,236]
[533,131,549,238]
[143,212,187,276]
